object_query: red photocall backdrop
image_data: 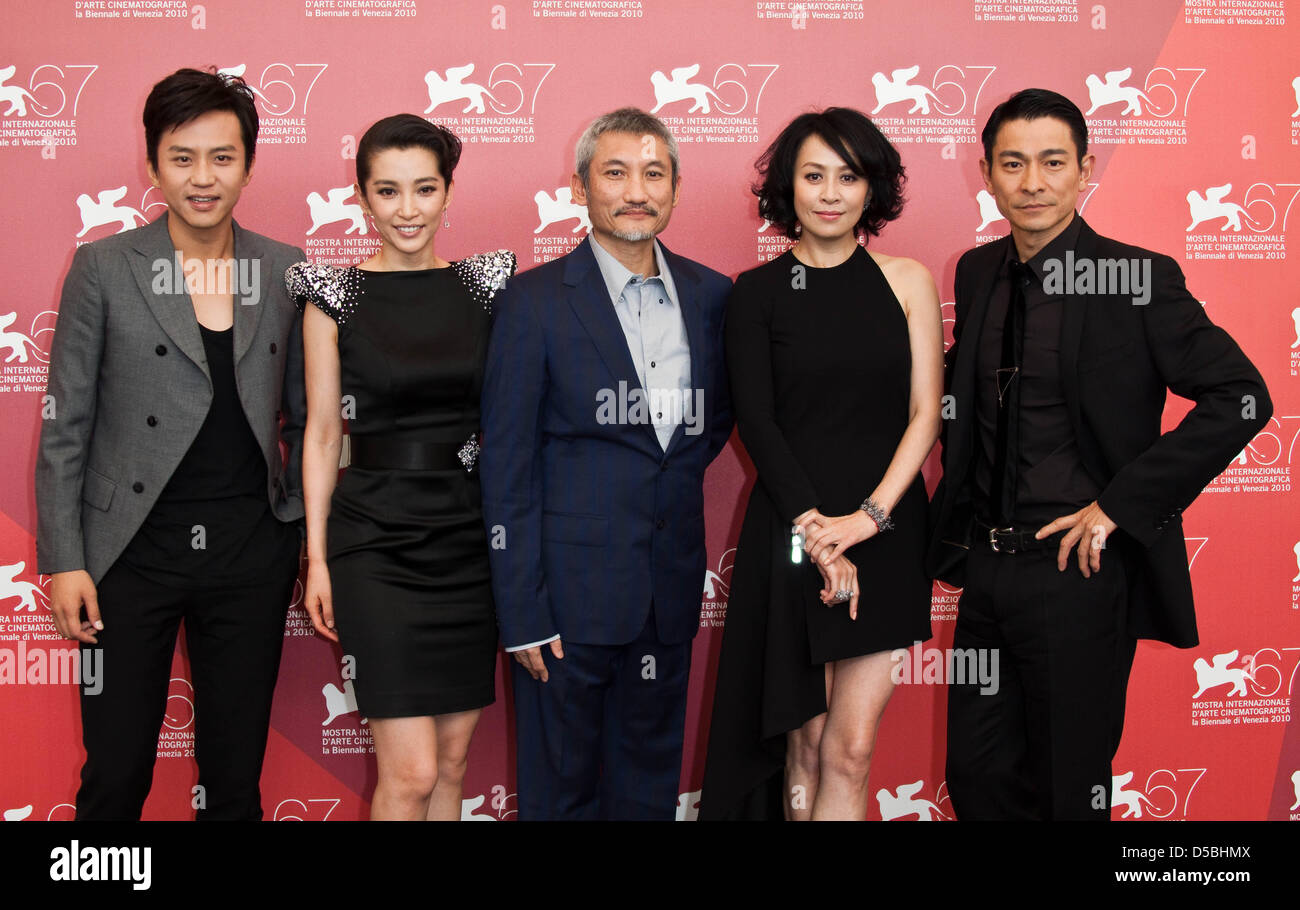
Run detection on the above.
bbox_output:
[0,0,1296,822]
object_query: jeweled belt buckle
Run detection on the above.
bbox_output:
[989,526,1017,554]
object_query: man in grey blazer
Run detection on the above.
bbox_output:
[36,68,306,819]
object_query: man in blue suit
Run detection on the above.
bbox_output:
[481,107,733,820]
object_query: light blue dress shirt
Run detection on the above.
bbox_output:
[588,235,693,452]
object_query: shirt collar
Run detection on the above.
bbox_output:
[1004,212,1084,280]
[588,234,679,308]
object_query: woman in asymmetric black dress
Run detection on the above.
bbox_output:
[291,115,514,821]
[702,109,942,820]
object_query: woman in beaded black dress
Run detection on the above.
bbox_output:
[287,114,514,821]
[701,108,942,820]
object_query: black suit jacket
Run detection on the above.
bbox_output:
[926,216,1271,647]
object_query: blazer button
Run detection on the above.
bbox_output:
[656,519,666,530]
[661,462,668,472]
[132,482,144,493]
[146,415,157,427]
[155,344,167,356]
[270,342,278,354]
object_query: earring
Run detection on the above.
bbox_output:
[443,208,450,229]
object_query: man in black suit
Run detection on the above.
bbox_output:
[927,89,1271,819]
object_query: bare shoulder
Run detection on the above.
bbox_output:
[866,249,937,317]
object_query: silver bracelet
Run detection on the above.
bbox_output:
[859,497,894,532]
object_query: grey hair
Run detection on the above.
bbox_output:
[574,107,680,187]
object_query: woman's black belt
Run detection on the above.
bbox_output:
[348,435,480,472]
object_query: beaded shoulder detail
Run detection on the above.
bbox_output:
[285,261,360,326]
[452,250,517,315]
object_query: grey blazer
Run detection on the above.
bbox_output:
[36,213,307,584]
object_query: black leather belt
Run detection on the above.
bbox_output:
[349,435,478,472]
[974,519,1062,555]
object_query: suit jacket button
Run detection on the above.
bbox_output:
[661,462,668,472]
[146,415,157,427]
[270,342,278,354]
[155,344,167,356]
[132,482,144,493]
[656,519,666,530]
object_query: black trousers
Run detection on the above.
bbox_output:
[511,605,692,821]
[945,542,1137,820]
[74,557,297,820]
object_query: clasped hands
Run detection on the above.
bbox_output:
[794,508,879,620]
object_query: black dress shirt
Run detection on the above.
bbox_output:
[974,215,1103,527]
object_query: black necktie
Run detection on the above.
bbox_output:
[990,259,1029,526]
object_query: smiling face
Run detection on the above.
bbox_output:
[357,145,452,268]
[980,115,1094,259]
[791,133,869,245]
[148,109,251,242]
[572,130,679,246]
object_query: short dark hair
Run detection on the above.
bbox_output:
[575,107,679,187]
[356,114,462,191]
[143,67,259,171]
[981,88,1088,164]
[753,107,905,241]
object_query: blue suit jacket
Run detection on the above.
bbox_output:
[481,236,733,648]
